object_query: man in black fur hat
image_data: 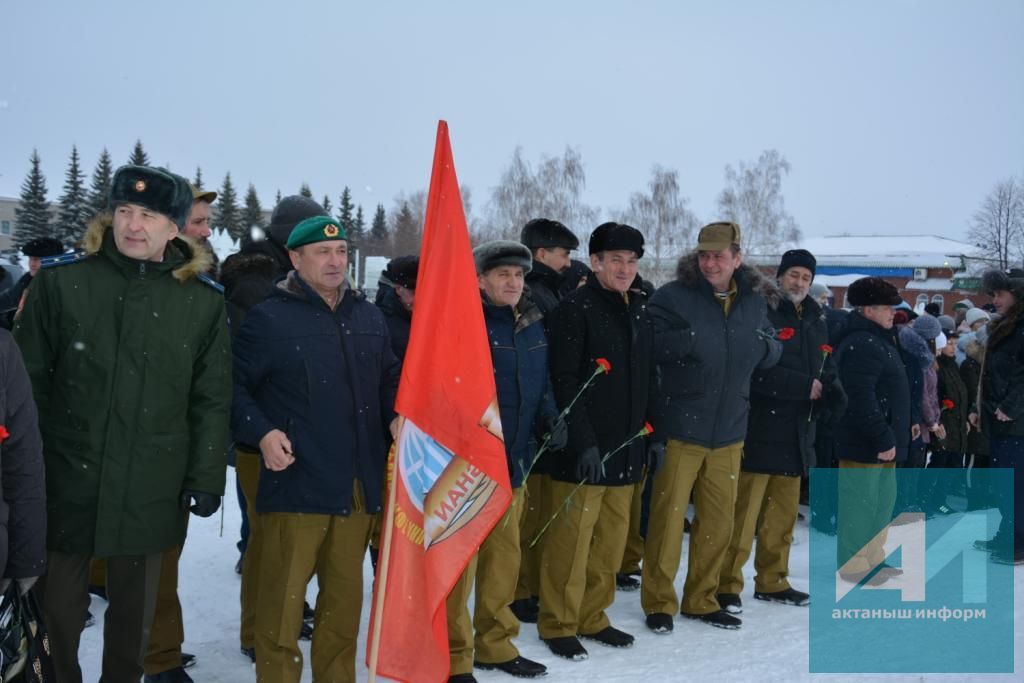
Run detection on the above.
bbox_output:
[642,221,782,632]
[970,268,1024,564]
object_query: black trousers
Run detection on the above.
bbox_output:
[36,551,162,683]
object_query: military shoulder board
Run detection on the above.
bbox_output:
[197,272,225,294]
[40,250,88,269]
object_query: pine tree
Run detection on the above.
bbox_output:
[275,189,282,205]
[88,148,114,217]
[391,201,420,257]
[353,205,365,242]
[370,203,388,243]
[14,149,53,250]
[57,145,89,245]
[299,183,312,198]
[129,139,149,166]
[322,194,332,215]
[193,166,204,189]
[241,184,265,247]
[213,173,243,242]
[337,186,354,234]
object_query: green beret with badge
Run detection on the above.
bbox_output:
[286,215,348,250]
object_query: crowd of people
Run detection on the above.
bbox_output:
[0,162,1020,683]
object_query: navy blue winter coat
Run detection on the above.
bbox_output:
[834,311,912,464]
[482,294,557,488]
[231,273,400,515]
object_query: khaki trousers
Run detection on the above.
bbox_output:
[537,481,633,639]
[719,471,800,595]
[446,486,527,674]
[254,484,373,683]
[641,440,742,616]
[619,477,646,574]
[235,448,262,650]
[38,551,162,683]
[515,473,551,601]
[837,460,897,575]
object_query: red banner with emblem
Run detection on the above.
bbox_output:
[367,121,512,683]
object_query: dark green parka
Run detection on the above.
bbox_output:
[14,216,231,557]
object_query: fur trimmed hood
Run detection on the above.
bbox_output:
[674,251,781,308]
[83,213,213,283]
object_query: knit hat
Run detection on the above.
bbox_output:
[847,277,902,306]
[382,255,419,290]
[266,195,329,246]
[937,315,956,334]
[22,237,65,258]
[286,216,346,250]
[965,308,990,327]
[109,165,193,228]
[809,282,832,299]
[776,249,817,278]
[912,314,942,341]
[954,298,974,310]
[520,218,579,251]
[589,222,644,257]
[981,268,1024,299]
[474,240,532,275]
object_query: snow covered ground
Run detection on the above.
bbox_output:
[78,468,1022,682]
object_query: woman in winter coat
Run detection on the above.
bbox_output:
[926,332,970,514]
[960,330,992,509]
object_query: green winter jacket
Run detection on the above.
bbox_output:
[13,215,231,557]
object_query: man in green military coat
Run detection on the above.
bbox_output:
[14,165,231,683]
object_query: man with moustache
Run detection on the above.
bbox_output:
[642,222,782,632]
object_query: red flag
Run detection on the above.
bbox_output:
[367,121,512,683]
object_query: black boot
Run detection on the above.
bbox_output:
[645,612,673,634]
[682,609,742,630]
[578,625,634,648]
[754,587,809,606]
[510,597,539,623]
[475,655,547,678]
[542,636,588,661]
[143,668,194,683]
[180,653,196,669]
[448,675,478,683]
[615,573,640,591]
[240,647,255,663]
[716,592,742,614]
[990,547,1024,565]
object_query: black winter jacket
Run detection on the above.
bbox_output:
[935,354,969,453]
[834,311,912,464]
[0,331,45,579]
[744,296,847,476]
[231,273,400,515]
[220,238,292,335]
[649,255,783,449]
[525,261,564,318]
[546,276,657,486]
[960,340,989,456]
[375,284,412,363]
[978,302,1024,438]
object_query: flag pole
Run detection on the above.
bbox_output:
[368,434,401,682]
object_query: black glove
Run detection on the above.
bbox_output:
[647,441,666,472]
[544,415,568,452]
[181,490,221,518]
[575,446,604,484]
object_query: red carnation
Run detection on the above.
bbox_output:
[820,344,833,354]
[596,358,612,374]
[777,327,795,341]
[642,422,655,436]
[0,426,8,442]
[941,399,955,410]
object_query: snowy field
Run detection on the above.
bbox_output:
[78,467,1022,682]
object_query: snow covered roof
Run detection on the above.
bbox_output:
[753,234,977,268]
[904,278,954,291]
[813,273,872,287]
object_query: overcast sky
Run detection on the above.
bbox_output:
[2,1,1021,242]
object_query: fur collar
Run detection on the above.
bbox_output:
[83,213,212,283]
[674,251,781,307]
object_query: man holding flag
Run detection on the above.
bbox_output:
[368,122,515,683]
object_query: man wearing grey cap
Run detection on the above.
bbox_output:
[15,165,230,682]
[642,221,782,632]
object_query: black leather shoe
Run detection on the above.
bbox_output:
[682,609,742,630]
[240,647,255,663]
[448,675,477,683]
[755,587,810,606]
[475,655,547,678]
[510,597,539,624]
[542,635,588,661]
[645,612,673,634]
[299,620,313,640]
[180,653,196,669]
[615,573,640,591]
[578,625,634,648]
[717,592,742,614]
[143,667,193,683]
